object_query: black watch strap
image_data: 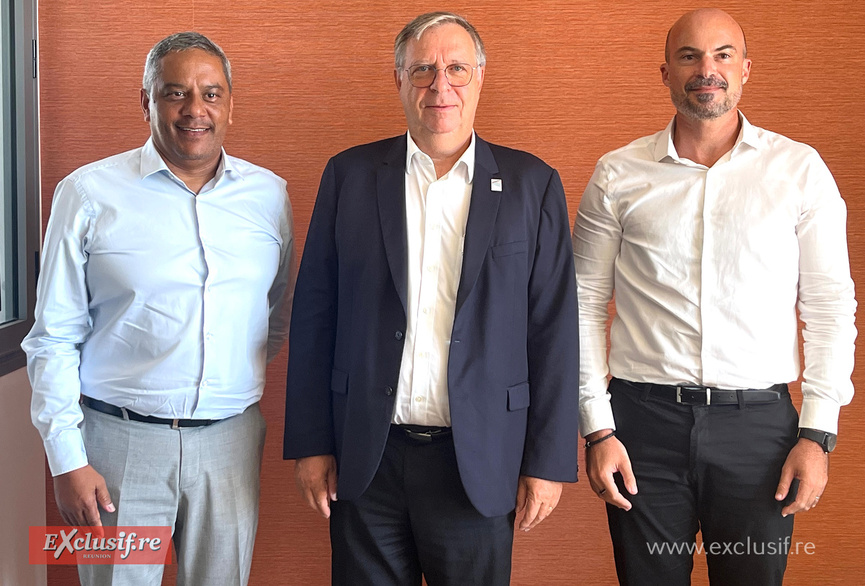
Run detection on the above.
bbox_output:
[798,428,837,453]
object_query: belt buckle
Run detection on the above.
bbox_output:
[406,429,433,442]
[676,386,711,406]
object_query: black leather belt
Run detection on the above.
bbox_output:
[82,396,217,429]
[392,424,453,443]
[619,379,786,406]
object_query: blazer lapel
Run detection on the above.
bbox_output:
[377,135,409,314]
[455,136,501,317]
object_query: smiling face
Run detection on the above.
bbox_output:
[661,9,751,121]
[141,48,233,180]
[395,22,484,160]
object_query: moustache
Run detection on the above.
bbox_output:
[685,76,728,91]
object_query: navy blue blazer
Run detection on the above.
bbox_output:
[284,134,579,517]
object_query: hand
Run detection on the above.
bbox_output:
[775,438,829,517]
[585,429,637,511]
[515,475,562,532]
[53,465,115,528]
[295,455,338,519]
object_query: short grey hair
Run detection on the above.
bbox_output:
[394,12,486,70]
[143,32,232,97]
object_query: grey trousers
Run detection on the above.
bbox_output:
[77,402,266,586]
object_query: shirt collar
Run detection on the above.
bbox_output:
[139,136,237,184]
[653,110,763,163]
[737,111,762,150]
[405,130,476,183]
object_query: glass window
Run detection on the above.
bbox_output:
[0,0,39,376]
[0,4,11,326]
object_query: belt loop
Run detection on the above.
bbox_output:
[736,390,745,410]
[171,419,180,430]
[640,384,652,402]
[119,406,130,421]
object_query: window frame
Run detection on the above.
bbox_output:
[0,0,39,377]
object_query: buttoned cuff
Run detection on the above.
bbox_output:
[579,394,617,437]
[44,429,88,477]
[798,396,842,435]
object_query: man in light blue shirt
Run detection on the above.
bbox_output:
[22,32,295,584]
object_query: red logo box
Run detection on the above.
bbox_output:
[29,526,172,565]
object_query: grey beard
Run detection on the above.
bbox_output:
[671,87,740,120]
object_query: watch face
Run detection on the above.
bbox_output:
[826,434,837,452]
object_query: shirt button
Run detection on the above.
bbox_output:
[422,308,429,314]
[414,396,423,403]
[394,331,403,340]
[384,386,394,396]
[205,333,213,341]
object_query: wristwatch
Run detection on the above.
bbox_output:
[797,428,837,453]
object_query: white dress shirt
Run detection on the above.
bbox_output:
[573,113,856,436]
[392,132,475,427]
[23,138,296,476]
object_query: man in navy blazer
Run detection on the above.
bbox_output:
[284,12,579,585]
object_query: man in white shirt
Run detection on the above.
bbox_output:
[23,32,295,585]
[284,12,579,585]
[573,8,855,585]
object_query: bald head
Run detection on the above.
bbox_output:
[660,8,752,121]
[665,8,747,63]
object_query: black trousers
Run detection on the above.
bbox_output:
[330,426,515,586]
[606,378,799,586]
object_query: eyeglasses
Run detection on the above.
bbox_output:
[404,63,478,88]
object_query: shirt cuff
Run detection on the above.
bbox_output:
[579,393,617,437]
[44,429,89,477]
[797,395,842,435]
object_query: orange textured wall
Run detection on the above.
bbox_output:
[39,1,864,584]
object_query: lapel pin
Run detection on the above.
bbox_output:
[490,178,502,192]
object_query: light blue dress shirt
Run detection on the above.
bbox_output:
[23,138,296,476]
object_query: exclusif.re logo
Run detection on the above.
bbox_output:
[29,526,172,565]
